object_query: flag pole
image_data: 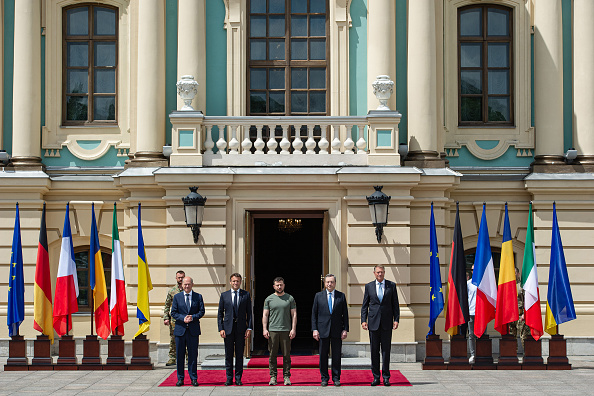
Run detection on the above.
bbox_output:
[90,290,94,336]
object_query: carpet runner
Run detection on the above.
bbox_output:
[160,369,412,387]
[247,355,319,368]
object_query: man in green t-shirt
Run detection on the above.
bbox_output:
[262,277,297,386]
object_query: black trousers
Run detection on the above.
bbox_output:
[369,329,392,380]
[224,321,245,381]
[176,331,198,381]
[319,336,342,382]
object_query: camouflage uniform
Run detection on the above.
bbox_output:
[509,281,530,349]
[164,285,182,364]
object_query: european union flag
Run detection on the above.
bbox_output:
[7,204,25,337]
[428,203,444,336]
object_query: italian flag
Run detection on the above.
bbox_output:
[110,203,128,335]
[521,202,544,340]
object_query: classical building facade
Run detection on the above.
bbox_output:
[1,0,593,361]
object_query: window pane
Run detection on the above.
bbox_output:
[67,43,88,67]
[250,92,267,113]
[310,15,326,36]
[251,0,266,13]
[251,16,266,37]
[94,7,116,36]
[291,91,307,112]
[269,39,285,60]
[291,0,307,13]
[67,70,88,93]
[310,39,326,60]
[488,43,509,67]
[269,92,285,113]
[488,8,509,36]
[291,15,307,36]
[461,71,481,94]
[460,8,482,36]
[94,42,116,66]
[309,68,325,88]
[66,96,88,120]
[94,96,116,120]
[309,92,326,112]
[269,68,285,89]
[78,288,89,307]
[269,0,285,13]
[460,43,481,67]
[94,70,116,93]
[269,15,285,37]
[67,7,89,36]
[488,97,510,121]
[310,1,326,13]
[291,68,307,89]
[250,39,266,60]
[488,71,509,95]
[76,251,89,269]
[461,97,482,121]
[291,39,307,60]
[250,68,266,89]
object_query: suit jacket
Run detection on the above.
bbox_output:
[217,288,253,336]
[361,279,400,332]
[170,290,205,337]
[311,289,349,339]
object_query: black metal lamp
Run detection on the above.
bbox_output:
[366,185,391,243]
[182,186,207,243]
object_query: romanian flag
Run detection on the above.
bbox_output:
[135,203,153,337]
[428,203,444,336]
[494,203,518,335]
[53,203,79,336]
[521,202,543,340]
[545,202,576,335]
[7,204,25,337]
[90,203,110,340]
[110,203,128,335]
[34,203,54,343]
[445,202,469,336]
[471,204,497,338]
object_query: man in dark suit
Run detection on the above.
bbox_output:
[218,273,253,386]
[361,265,399,387]
[170,276,205,387]
[311,274,349,387]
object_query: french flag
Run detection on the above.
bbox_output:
[471,204,497,338]
[52,203,79,336]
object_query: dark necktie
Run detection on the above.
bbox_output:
[185,293,191,312]
[233,290,239,318]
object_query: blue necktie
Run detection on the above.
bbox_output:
[185,294,191,312]
[378,283,383,303]
[328,292,333,313]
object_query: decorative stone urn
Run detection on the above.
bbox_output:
[372,75,394,111]
[176,75,199,111]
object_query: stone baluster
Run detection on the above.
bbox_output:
[216,125,227,153]
[292,126,304,154]
[356,124,367,154]
[331,125,341,154]
[229,125,240,154]
[241,125,252,154]
[204,125,215,154]
[267,125,278,154]
[305,124,316,154]
[344,125,355,154]
[254,125,265,154]
[280,125,291,155]
[318,125,329,154]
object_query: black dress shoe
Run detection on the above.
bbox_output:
[384,379,391,387]
[191,380,199,387]
[236,380,243,386]
[321,380,328,387]
[175,380,184,387]
[371,378,381,386]
[224,379,233,386]
[334,380,341,387]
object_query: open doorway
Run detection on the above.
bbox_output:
[247,211,327,355]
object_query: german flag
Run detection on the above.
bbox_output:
[34,203,53,343]
[445,202,469,335]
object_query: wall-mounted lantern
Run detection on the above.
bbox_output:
[182,186,207,243]
[366,185,391,243]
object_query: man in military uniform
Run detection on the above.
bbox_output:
[163,270,185,366]
[509,267,530,350]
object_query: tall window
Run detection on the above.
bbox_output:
[75,247,112,311]
[248,0,329,116]
[458,5,513,125]
[63,4,118,124]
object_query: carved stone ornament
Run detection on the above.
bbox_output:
[176,75,199,111]
[372,75,394,111]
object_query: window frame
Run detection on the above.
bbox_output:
[457,4,514,127]
[246,0,330,116]
[74,245,112,312]
[62,3,119,126]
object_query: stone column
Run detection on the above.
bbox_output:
[131,0,167,167]
[367,0,396,111]
[11,0,43,169]
[573,0,594,167]
[177,0,206,113]
[405,0,443,167]
[533,0,565,169]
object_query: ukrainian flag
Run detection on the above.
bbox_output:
[135,203,153,338]
[545,202,576,335]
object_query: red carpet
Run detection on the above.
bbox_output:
[160,369,411,387]
[247,355,319,368]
